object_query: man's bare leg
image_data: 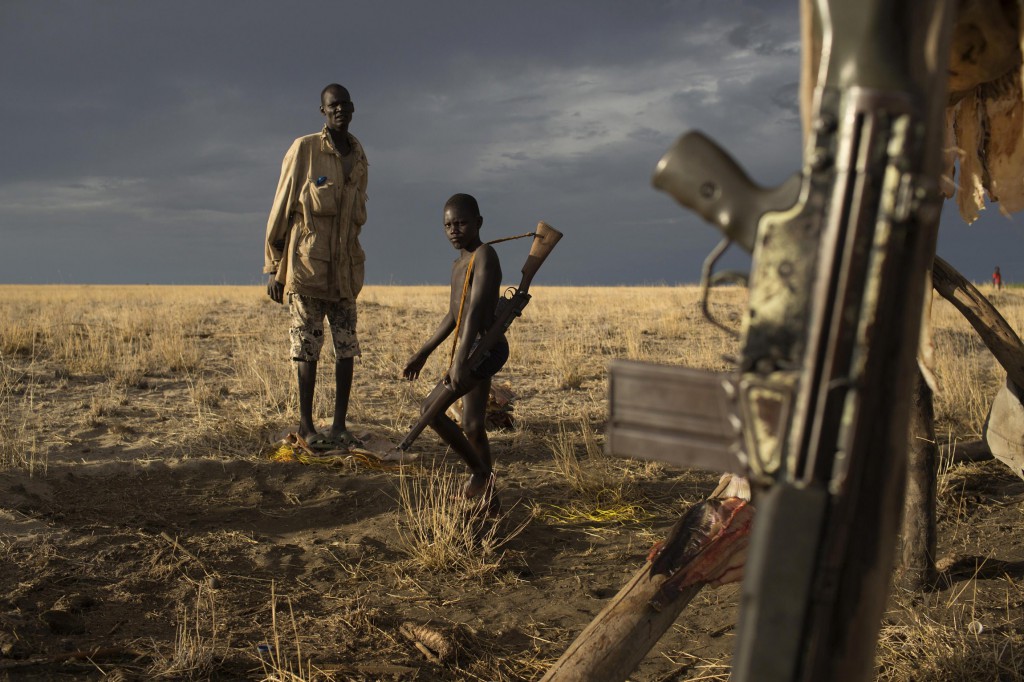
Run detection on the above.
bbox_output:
[324,357,354,439]
[296,360,318,439]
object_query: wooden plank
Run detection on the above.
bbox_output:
[607,360,741,472]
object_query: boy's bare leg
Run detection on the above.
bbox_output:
[296,360,318,439]
[421,381,489,480]
[325,357,354,438]
[460,378,493,498]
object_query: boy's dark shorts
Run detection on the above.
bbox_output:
[470,336,509,379]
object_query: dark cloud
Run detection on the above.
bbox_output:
[727,19,801,57]
[770,82,802,117]
[0,0,1017,285]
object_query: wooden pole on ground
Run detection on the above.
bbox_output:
[539,567,703,682]
[541,477,744,682]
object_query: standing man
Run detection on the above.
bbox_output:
[264,83,368,448]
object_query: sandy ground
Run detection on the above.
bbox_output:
[1,285,1022,681]
[0,422,728,679]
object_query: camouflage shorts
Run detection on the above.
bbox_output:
[288,294,361,362]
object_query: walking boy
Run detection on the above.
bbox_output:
[402,193,508,507]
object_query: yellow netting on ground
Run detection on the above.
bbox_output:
[539,501,656,526]
[269,442,403,471]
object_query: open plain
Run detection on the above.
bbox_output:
[0,283,1021,681]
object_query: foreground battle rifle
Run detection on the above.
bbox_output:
[607,1,954,680]
[395,221,563,453]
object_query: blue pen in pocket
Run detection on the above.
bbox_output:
[316,176,328,187]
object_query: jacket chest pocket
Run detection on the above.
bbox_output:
[296,179,334,260]
[308,178,339,216]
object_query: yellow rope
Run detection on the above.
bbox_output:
[540,501,656,525]
[449,250,477,370]
[269,443,403,471]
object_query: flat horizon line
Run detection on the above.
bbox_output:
[0,281,716,288]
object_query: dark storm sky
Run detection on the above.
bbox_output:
[1,0,1021,285]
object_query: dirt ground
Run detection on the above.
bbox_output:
[1,285,1022,681]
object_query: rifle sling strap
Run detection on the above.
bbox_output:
[448,232,536,371]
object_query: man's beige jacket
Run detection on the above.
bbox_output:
[264,128,368,301]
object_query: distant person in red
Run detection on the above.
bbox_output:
[993,266,1003,290]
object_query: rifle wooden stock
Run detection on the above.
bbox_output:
[397,222,563,452]
[519,220,563,293]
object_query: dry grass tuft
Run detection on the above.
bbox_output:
[256,583,318,682]
[148,585,222,680]
[547,415,637,505]
[0,361,40,472]
[928,288,1011,436]
[878,589,1024,681]
[537,414,662,528]
[393,465,529,578]
[551,337,586,390]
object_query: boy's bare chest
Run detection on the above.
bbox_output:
[448,258,472,312]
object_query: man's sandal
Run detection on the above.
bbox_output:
[307,431,363,451]
[332,430,364,448]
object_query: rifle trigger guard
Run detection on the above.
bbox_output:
[700,237,742,339]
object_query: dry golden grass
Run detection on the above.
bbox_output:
[0,282,1005,463]
[878,579,1024,681]
[393,464,530,578]
[0,282,1022,680]
[0,284,746,469]
[257,583,316,682]
[929,287,1024,437]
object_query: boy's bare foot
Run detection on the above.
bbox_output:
[462,472,500,516]
[463,471,495,499]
